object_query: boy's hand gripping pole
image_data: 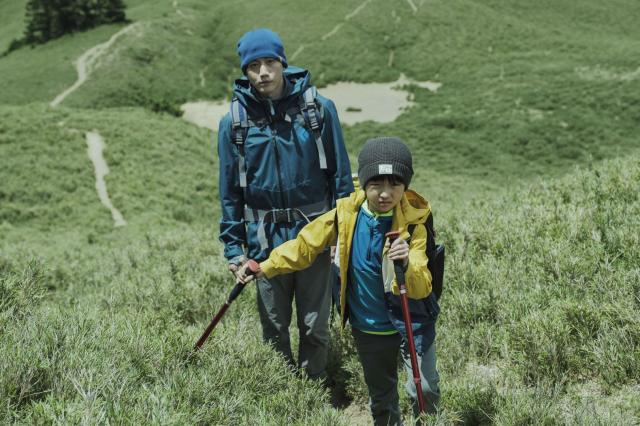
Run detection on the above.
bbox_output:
[386,231,426,415]
[193,260,260,351]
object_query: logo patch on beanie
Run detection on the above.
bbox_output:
[379,164,393,174]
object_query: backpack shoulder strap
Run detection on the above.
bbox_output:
[425,212,436,256]
[300,86,328,170]
[230,98,249,187]
[407,212,436,257]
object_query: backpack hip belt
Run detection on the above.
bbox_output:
[244,199,332,251]
[243,199,331,224]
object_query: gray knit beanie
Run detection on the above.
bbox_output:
[357,137,413,189]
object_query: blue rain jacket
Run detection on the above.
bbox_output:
[217,66,353,261]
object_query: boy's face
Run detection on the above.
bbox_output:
[365,176,405,213]
[246,57,284,100]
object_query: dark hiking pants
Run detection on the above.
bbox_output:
[256,250,331,379]
[352,328,440,426]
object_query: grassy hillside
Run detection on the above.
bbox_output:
[1,0,638,201]
[2,142,638,423]
[1,0,639,423]
[0,104,215,236]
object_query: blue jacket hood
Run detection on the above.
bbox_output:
[232,66,311,108]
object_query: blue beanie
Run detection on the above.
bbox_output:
[237,29,288,73]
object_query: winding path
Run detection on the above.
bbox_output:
[86,131,127,227]
[50,24,139,107]
[292,0,374,60]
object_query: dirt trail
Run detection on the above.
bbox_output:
[86,131,126,227]
[405,0,418,13]
[343,403,372,425]
[50,24,138,107]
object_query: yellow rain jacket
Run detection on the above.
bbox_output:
[260,189,432,328]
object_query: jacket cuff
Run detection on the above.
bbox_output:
[260,259,277,279]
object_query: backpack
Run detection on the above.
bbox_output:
[408,213,445,301]
[229,86,327,189]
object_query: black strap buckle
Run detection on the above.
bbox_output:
[272,209,293,223]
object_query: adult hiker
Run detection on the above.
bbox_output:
[217,28,353,380]
[238,137,441,425]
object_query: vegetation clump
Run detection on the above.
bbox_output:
[12,0,127,50]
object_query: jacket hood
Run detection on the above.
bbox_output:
[232,66,311,107]
[401,189,431,224]
[346,189,430,226]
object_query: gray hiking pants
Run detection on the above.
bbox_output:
[256,250,331,379]
[352,328,440,426]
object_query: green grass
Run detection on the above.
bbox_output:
[0,104,215,238]
[2,144,638,423]
[1,0,639,423]
[1,100,638,423]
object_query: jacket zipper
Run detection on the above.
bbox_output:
[267,100,288,216]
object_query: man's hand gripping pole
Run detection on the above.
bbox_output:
[193,260,260,352]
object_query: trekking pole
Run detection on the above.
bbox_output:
[386,231,426,414]
[193,259,260,352]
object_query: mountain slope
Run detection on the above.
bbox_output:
[2,142,638,423]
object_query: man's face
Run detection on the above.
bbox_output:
[365,176,405,214]
[246,58,284,100]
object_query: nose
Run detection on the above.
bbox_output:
[379,182,392,198]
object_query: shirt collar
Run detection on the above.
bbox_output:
[362,200,394,218]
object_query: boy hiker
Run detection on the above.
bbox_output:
[238,137,441,425]
[217,28,353,381]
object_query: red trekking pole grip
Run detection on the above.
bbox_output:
[193,260,261,351]
[385,231,426,414]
